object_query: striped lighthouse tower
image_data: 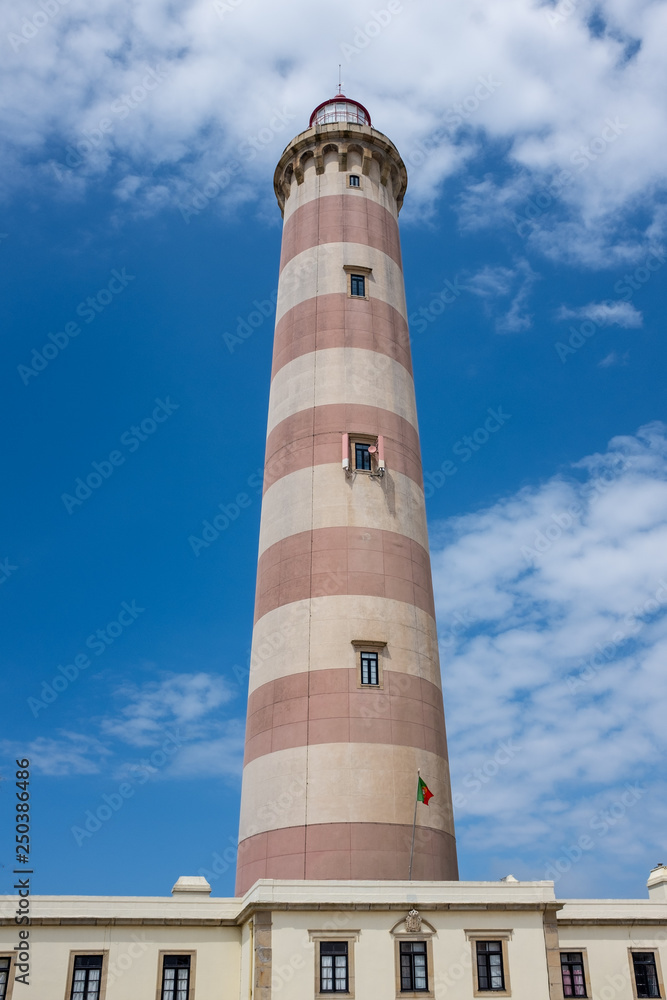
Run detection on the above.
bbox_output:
[235,96,458,894]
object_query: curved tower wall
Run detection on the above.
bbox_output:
[236,108,458,894]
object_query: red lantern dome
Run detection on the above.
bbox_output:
[309,96,372,128]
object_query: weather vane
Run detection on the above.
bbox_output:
[338,64,343,95]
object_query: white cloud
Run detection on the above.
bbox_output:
[598,350,629,367]
[432,422,667,890]
[9,674,244,780]
[1,0,666,262]
[558,300,643,327]
[166,724,246,779]
[463,259,538,333]
[464,265,517,298]
[0,731,112,776]
[102,672,236,746]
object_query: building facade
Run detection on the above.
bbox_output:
[1,868,666,998]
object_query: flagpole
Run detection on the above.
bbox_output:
[408,769,420,880]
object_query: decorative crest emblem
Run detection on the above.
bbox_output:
[405,908,422,933]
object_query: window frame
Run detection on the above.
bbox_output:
[156,951,196,1000]
[65,951,108,1000]
[354,441,372,471]
[560,950,589,998]
[350,274,366,298]
[466,931,512,998]
[393,936,434,999]
[0,954,15,1000]
[309,931,358,999]
[360,650,379,686]
[348,174,361,187]
[343,265,371,300]
[347,434,379,475]
[476,941,505,992]
[399,941,429,993]
[351,640,386,690]
[319,941,349,994]
[629,950,664,1000]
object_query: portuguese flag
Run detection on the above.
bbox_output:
[417,776,433,806]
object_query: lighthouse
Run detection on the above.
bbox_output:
[235,96,458,894]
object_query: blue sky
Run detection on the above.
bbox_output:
[1,0,666,900]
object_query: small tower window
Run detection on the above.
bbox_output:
[354,442,371,471]
[344,264,371,299]
[350,274,365,297]
[360,652,379,686]
[352,640,385,688]
[349,174,360,187]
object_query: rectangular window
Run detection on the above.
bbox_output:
[400,941,428,992]
[350,274,365,297]
[633,953,661,998]
[320,942,348,993]
[161,955,191,1000]
[0,958,9,1000]
[71,955,103,1000]
[354,442,371,471]
[561,952,587,997]
[476,941,505,991]
[360,651,379,685]
[349,175,360,187]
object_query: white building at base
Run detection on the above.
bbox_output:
[1,866,666,998]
